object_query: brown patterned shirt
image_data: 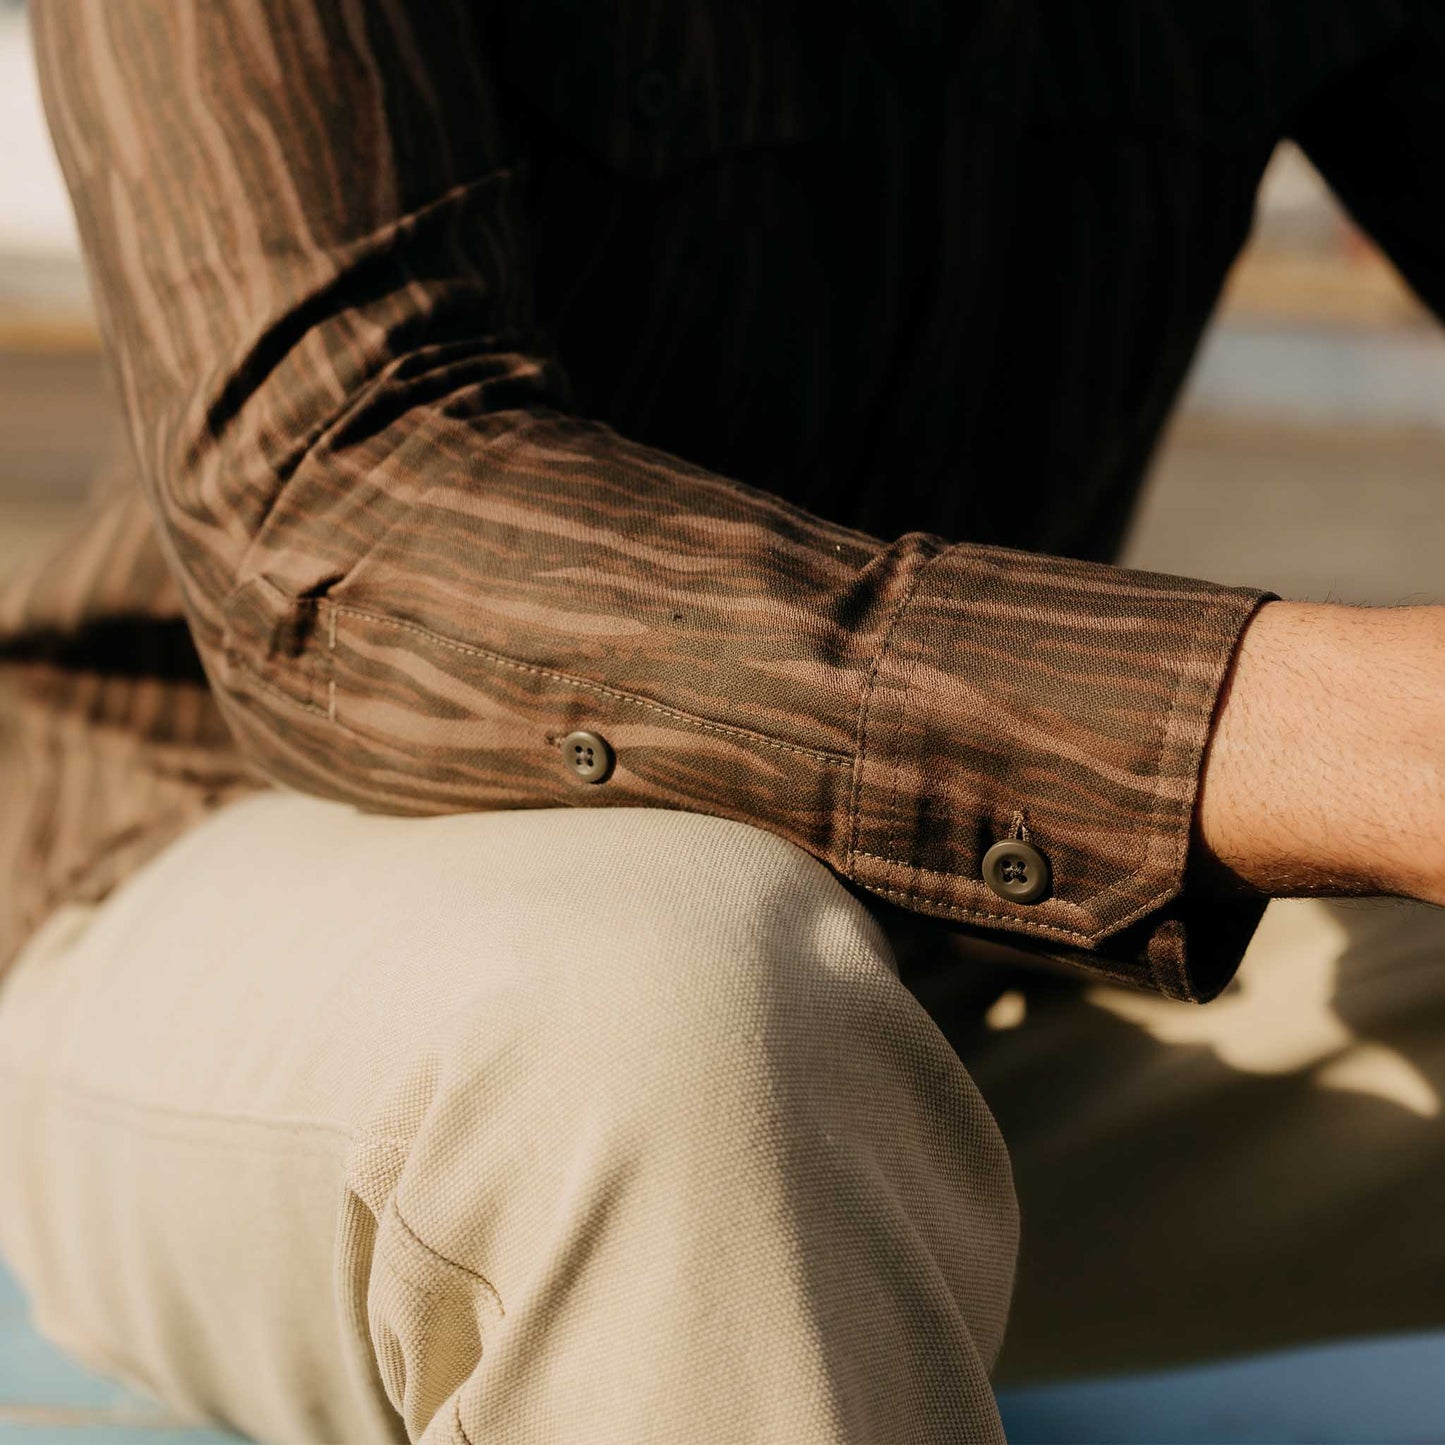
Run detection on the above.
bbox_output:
[4,0,1439,998]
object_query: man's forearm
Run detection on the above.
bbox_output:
[1196,601,1445,905]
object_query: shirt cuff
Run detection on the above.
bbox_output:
[846,541,1275,1002]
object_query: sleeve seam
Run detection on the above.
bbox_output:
[229,655,330,717]
[326,603,854,766]
[846,536,947,879]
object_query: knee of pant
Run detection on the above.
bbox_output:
[564,813,909,1097]
[414,809,1008,1220]
[490,811,906,1125]
[349,811,1017,1427]
[356,810,927,1172]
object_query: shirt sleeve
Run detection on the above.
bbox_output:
[32,0,1271,1002]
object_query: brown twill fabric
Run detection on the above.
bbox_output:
[3,0,1440,998]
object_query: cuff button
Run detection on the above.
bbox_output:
[560,730,615,783]
[982,839,1051,904]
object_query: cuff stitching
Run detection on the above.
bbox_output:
[847,537,946,888]
[853,584,1263,944]
[863,880,1094,943]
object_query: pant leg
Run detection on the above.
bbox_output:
[915,896,1445,1383]
[0,793,1017,1445]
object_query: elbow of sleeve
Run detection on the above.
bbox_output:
[218,573,330,715]
[206,570,346,796]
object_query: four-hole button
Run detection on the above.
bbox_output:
[560,730,614,784]
[981,839,1051,905]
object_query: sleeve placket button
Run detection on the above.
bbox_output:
[560,730,614,783]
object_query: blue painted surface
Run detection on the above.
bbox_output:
[997,1333,1445,1444]
[0,1435,245,1445]
[4,1257,1444,1442]
[0,1265,246,1443]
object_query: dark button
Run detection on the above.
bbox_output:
[560,730,614,783]
[982,839,1051,905]
[631,68,676,125]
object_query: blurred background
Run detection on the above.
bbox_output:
[1,0,1443,1441]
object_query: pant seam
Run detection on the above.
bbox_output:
[388,1198,507,1316]
[0,1062,356,1142]
[454,1393,477,1445]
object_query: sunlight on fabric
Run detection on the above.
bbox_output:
[1086,899,1441,1119]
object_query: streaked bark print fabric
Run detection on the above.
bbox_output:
[4,0,1439,998]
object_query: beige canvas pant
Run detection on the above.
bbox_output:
[0,793,1442,1443]
[0,795,1018,1444]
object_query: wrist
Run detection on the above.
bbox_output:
[1194,600,1445,903]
